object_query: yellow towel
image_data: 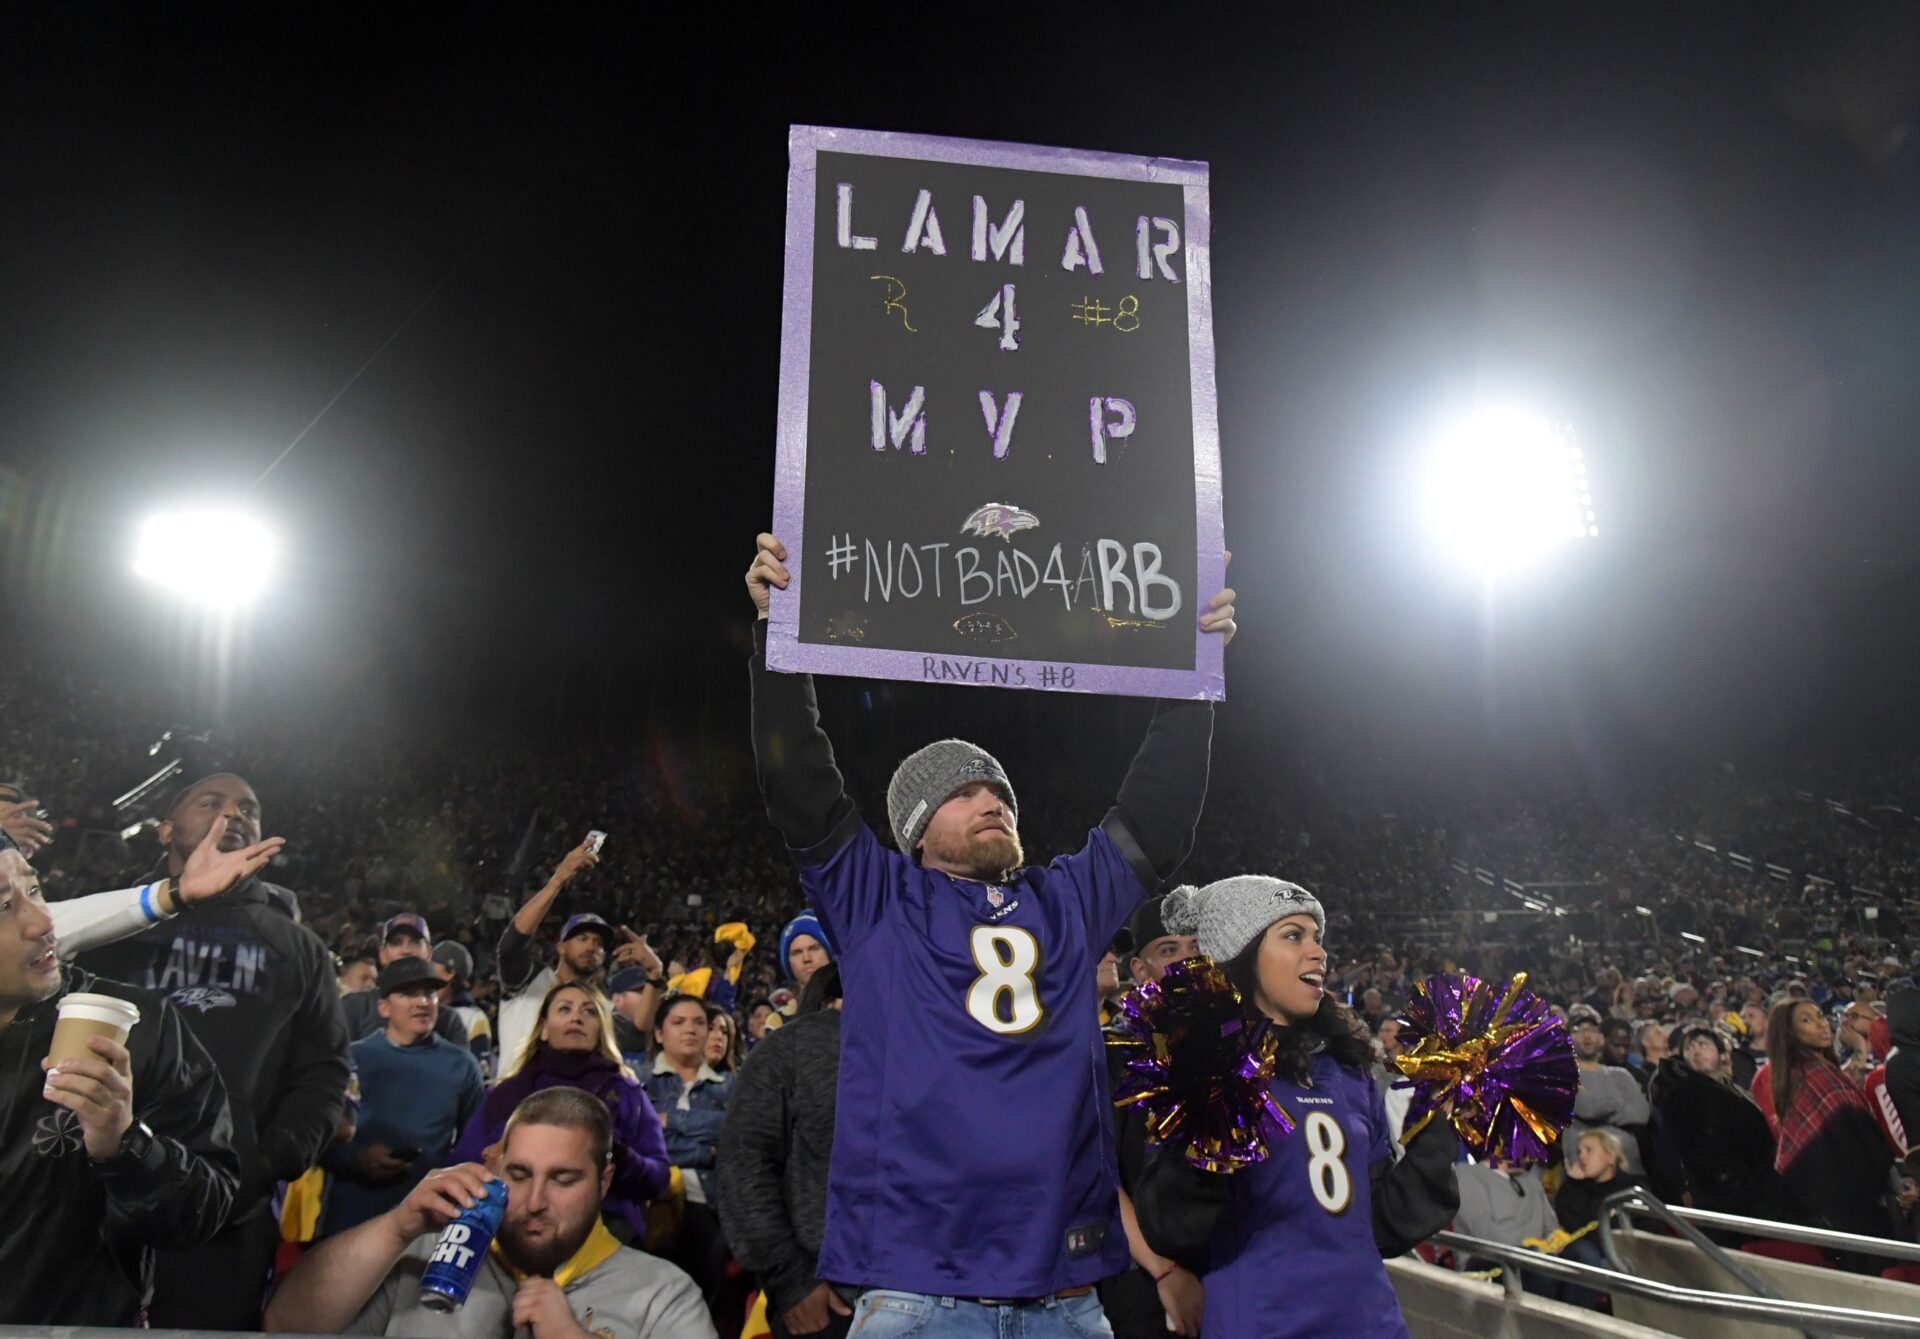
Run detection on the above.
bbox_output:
[279,1166,327,1243]
[715,922,757,955]
[740,1290,773,1339]
[1521,1222,1598,1255]
[670,967,714,998]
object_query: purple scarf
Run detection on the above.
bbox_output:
[483,1045,628,1126]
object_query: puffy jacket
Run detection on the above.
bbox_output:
[0,967,240,1325]
[79,873,351,1216]
[1648,1058,1796,1219]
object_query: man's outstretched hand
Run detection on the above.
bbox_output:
[0,798,54,857]
[178,814,287,905]
[1199,550,1236,647]
[746,533,790,620]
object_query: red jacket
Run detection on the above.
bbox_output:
[1865,1050,1908,1159]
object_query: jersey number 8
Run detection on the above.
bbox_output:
[1303,1111,1352,1214]
[965,926,1044,1035]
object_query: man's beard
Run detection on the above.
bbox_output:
[498,1210,597,1278]
[562,950,605,982]
[923,827,1023,881]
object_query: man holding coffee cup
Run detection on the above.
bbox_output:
[81,770,352,1330]
[0,828,242,1327]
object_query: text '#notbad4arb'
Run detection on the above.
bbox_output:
[823,533,1183,622]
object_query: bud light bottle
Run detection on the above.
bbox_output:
[420,1179,507,1312]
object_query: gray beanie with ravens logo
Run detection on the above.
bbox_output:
[1162,875,1325,963]
[887,739,1017,855]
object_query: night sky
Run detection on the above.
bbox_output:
[4,4,1918,774]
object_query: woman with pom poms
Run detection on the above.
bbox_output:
[1133,877,1460,1339]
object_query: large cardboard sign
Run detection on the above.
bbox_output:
[768,125,1223,699]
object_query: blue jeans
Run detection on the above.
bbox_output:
[849,1289,1113,1338]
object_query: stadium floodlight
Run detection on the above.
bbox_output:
[1416,406,1597,578]
[132,508,278,609]
[1679,931,1706,944]
[1634,906,1653,916]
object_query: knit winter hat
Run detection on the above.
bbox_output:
[886,739,1017,855]
[1162,875,1326,963]
[779,912,837,983]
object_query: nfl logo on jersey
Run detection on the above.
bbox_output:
[987,888,1005,908]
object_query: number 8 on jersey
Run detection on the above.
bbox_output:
[965,925,1044,1035]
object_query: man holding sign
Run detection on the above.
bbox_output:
[746,531,1235,1336]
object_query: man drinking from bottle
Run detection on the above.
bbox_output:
[265,1086,714,1338]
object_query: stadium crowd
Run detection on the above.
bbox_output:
[4,617,1920,1337]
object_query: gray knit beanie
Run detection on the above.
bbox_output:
[1162,875,1325,963]
[887,739,1017,855]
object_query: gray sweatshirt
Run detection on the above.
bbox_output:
[1452,1163,1558,1247]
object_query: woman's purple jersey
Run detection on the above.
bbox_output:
[1201,1054,1409,1338]
[802,821,1145,1298]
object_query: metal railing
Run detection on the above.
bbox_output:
[1601,1191,1920,1265]
[1429,1230,1918,1337]
[1594,1187,1826,1339]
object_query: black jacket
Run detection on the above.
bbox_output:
[79,874,350,1217]
[1554,1171,1645,1233]
[1648,1059,1792,1217]
[716,1007,842,1316]
[0,967,240,1326]
[340,985,469,1048]
[1099,1019,1170,1337]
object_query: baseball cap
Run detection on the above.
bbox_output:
[383,913,430,944]
[560,913,614,945]
[1126,894,1175,952]
[377,957,440,996]
[608,966,648,995]
[430,941,473,982]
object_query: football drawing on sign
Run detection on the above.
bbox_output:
[954,612,1018,643]
[960,502,1040,541]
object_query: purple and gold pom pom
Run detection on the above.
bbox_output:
[1107,957,1294,1173]
[1391,972,1578,1163]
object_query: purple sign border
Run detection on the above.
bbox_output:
[768,124,1225,701]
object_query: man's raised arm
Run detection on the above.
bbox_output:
[1101,576,1235,888]
[746,533,858,860]
[497,839,598,992]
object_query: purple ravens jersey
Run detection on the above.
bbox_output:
[1202,1054,1406,1338]
[803,822,1146,1297]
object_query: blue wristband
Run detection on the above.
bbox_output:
[139,882,157,923]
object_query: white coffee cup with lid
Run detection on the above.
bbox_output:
[49,993,141,1067]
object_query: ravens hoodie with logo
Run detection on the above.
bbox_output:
[78,873,350,1216]
[0,966,240,1325]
